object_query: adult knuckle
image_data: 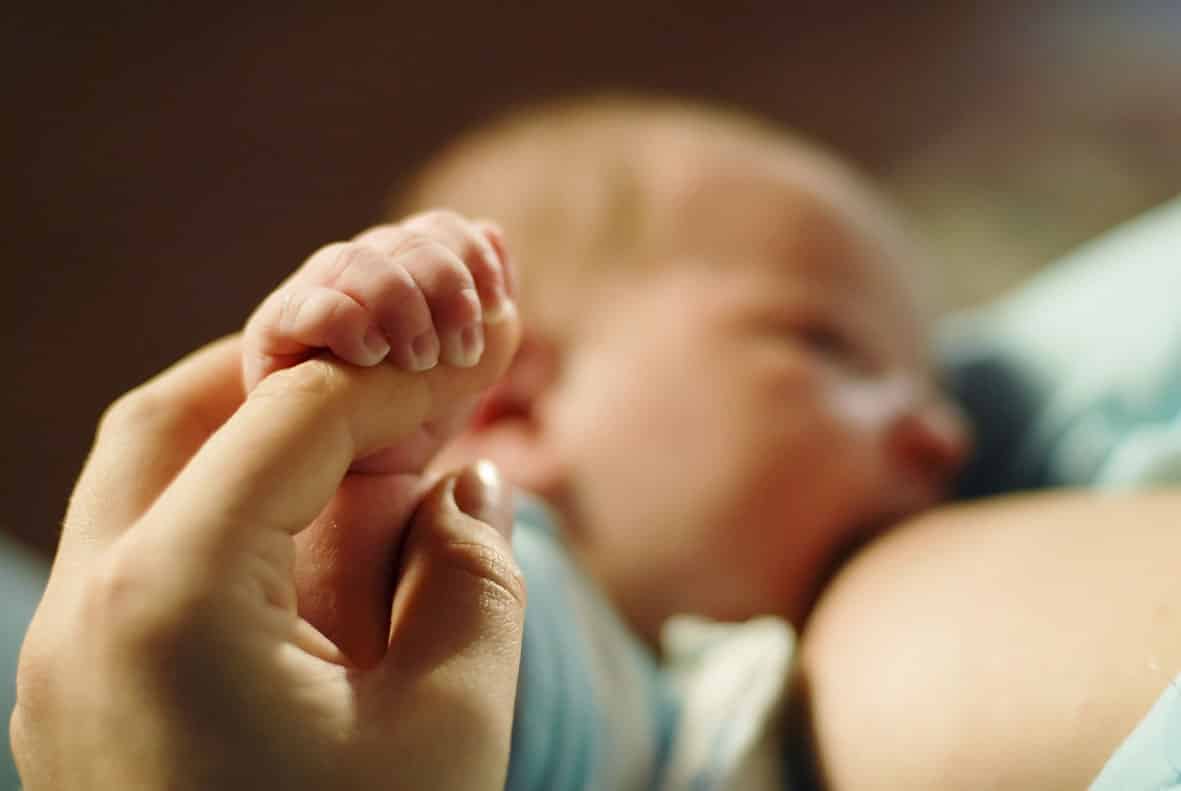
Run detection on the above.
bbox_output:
[87,549,207,663]
[13,640,53,724]
[9,703,29,769]
[98,386,173,441]
[439,538,528,611]
[86,551,161,628]
[250,357,345,403]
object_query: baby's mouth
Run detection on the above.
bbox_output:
[799,516,888,625]
[801,486,947,622]
[883,472,948,523]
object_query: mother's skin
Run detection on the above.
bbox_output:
[792,489,1181,790]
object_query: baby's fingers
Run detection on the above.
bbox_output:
[300,241,443,373]
[244,285,388,386]
[399,210,511,320]
[356,211,512,366]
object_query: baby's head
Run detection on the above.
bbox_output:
[394,96,970,637]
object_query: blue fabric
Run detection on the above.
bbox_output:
[505,495,680,790]
[1089,675,1181,790]
[941,194,1181,497]
[505,498,601,790]
[1,535,49,791]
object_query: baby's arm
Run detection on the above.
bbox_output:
[243,209,512,389]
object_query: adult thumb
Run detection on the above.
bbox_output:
[382,459,525,722]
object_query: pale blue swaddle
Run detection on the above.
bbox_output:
[0,535,49,791]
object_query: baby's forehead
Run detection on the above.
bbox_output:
[647,145,915,286]
[631,145,933,360]
[543,138,926,355]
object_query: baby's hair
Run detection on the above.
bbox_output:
[393,94,787,207]
[389,93,922,335]
[390,93,825,246]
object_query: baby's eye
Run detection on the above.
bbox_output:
[798,324,847,356]
[798,324,875,373]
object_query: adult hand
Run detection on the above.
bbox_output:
[11,330,525,790]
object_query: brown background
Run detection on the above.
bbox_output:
[4,2,1180,556]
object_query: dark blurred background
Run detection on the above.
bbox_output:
[3,2,1180,557]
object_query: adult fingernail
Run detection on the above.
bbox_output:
[453,460,513,539]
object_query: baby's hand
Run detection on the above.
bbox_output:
[238,212,519,666]
[243,210,513,389]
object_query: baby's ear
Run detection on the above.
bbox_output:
[468,330,559,429]
[439,331,567,495]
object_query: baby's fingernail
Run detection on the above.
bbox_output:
[462,323,485,365]
[500,244,517,300]
[484,288,515,324]
[479,236,514,323]
[479,221,516,299]
[362,326,390,362]
[407,330,439,371]
[442,322,484,368]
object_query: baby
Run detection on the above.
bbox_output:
[388,95,971,635]
[240,95,971,788]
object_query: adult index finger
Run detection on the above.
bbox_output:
[140,304,520,562]
[59,335,245,567]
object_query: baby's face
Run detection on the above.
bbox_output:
[546,150,970,633]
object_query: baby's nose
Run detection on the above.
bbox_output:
[887,397,972,490]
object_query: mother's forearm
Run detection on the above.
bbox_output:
[790,490,1181,791]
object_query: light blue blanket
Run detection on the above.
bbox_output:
[0,535,49,791]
